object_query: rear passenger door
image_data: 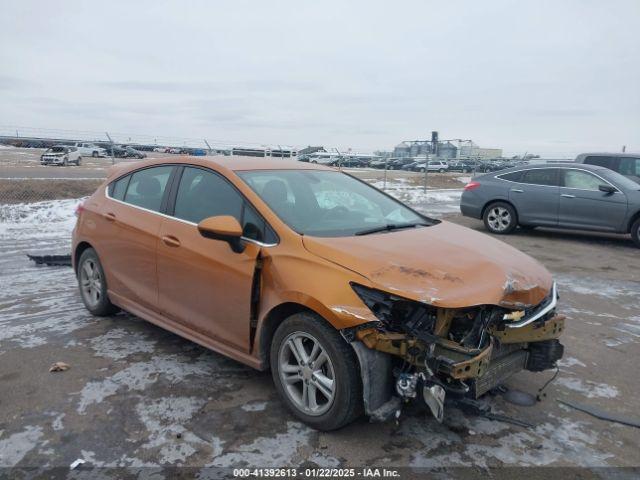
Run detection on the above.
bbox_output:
[558,168,628,232]
[507,168,559,226]
[156,166,276,352]
[101,165,175,311]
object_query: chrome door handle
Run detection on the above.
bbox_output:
[510,188,524,193]
[561,194,575,198]
[161,235,181,247]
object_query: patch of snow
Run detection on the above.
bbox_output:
[241,401,268,412]
[557,357,587,369]
[135,396,207,464]
[209,421,311,467]
[0,426,44,466]
[89,328,157,360]
[556,377,619,398]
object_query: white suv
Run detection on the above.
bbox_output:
[40,146,82,166]
[71,142,107,158]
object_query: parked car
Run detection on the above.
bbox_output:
[329,157,369,168]
[73,157,565,430]
[122,146,147,159]
[460,163,640,247]
[71,142,107,158]
[575,153,640,184]
[387,158,416,170]
[448,160,479,173]
[369,159,389,169]
[404,160,449,173]
[40,145,82,166]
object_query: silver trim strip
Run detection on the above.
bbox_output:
[495,167,621,193]
[505,282,557,328]
[104,186,278,248]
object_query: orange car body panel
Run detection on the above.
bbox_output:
[72,156,554,370]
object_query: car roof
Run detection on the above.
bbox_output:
[105,155,334,179]
[490,162,611,174]
[577,152,640,158]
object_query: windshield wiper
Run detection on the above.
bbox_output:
[355,222,428,236]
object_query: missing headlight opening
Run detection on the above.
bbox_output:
[348,282,565,422]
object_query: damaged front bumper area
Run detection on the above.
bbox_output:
[345,282,565,422]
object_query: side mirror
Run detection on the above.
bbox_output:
[598,184,616,194]
[197,215,245,253]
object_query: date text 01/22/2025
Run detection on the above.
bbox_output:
[232,468,401,478]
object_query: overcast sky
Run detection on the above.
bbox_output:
[1,0,638,155]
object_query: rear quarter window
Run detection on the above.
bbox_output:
[108,175,131,201]
[498,171,523,182]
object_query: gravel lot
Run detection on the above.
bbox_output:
[1,146,639,476]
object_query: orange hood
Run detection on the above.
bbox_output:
[302,221,552,309]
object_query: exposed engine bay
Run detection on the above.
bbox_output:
[345,282,565,422]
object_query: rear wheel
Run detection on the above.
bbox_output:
[92,151,99,158]
[270,312,362,431]
[631,218,640,248]
[77,248,118,316]
[438,168,445,173]
[483,201,517,234]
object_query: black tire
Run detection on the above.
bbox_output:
[63,157,69,166]
[438,168,445,173]
[270,312,362,431]
[483,201,518,234]
[419,168,425,173]
[77,248,118,316]
[92,151,99,158]
[76,157,82,166]
[631,218,640,248]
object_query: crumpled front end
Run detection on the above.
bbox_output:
[344,281,565,422]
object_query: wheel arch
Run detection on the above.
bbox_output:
[257,302,328,370]
[73,241,94,274]
[627,210,640,233]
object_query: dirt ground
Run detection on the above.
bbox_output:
[1,146,639,476]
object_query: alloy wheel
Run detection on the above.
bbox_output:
[278,331,336,416]
[487,207,512,232]
[80,258,103,307]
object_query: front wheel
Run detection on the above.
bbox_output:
[483,201,517,234]
[631,218,640,248]
[77,248,118,316]
[270,312,362,431]
[92,151,99,158]
[63,157,69,166]
[76,157,82,166]
[438,168,445,173]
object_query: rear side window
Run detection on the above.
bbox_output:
[619,158,640,176]
[123,166,173,212]
[498,171,523,182]
[173,167,277,243]
[521,169,558,186]
[583,156,616,169]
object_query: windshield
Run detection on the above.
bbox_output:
[238,170,433,237]
[50,146,66,153]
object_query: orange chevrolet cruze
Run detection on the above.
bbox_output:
[73,156,565,430]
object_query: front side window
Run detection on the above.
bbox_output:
[173,167,276,243]
[123,166,173,212]
[239,170,430,237]
[521,169,558,186]
[563,170,605,190]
